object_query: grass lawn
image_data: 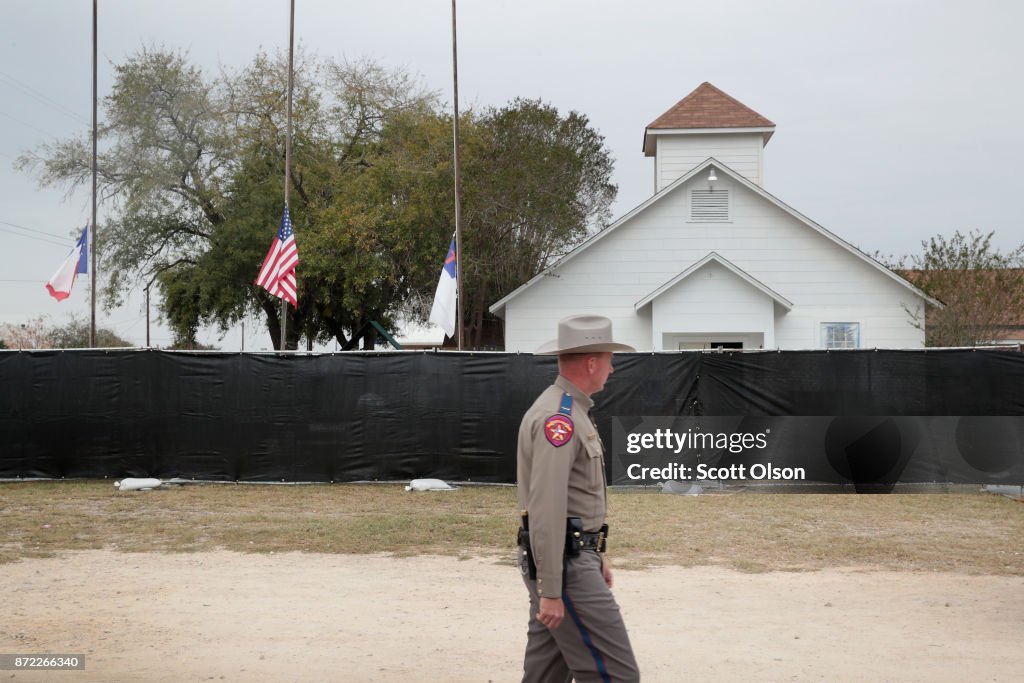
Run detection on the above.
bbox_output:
[2,481,1021,574]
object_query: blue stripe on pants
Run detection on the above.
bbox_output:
[562,589,611,683]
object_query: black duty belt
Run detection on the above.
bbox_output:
[517,516,609,582]
[516,529,606,553]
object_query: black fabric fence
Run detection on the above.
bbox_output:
[0,349,1021,484]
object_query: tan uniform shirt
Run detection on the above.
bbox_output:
[517,375,607,597]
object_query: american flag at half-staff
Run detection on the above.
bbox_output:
[255,205,300,307]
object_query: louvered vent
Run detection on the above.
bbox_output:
[690,190,729,222]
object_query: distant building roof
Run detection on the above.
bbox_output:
[900,268,1024,342]
[643,82,775,155]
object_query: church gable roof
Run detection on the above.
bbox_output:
[635,252,794,311]
[489,158,941,315]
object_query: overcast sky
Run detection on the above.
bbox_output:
[2,0,1022,349]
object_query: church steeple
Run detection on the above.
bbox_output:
[643,83,775,190]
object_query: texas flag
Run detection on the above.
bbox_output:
[429,236,457,339]
[45,225,89,302]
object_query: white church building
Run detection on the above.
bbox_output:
[490,82,938,351]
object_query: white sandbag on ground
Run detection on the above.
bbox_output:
[404,478,455,492]
[115,478,163,491]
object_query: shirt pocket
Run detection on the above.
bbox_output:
[582,436,605,518]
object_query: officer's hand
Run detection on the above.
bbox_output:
[537,596,564,630]
[602,560,614,588]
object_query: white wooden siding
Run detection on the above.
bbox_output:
[655,133,763,191]
[502,174,926,352]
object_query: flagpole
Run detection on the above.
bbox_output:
[450,0,464,351]
[90,0,98,348]
[280,0,295,352]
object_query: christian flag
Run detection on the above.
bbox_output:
[45,225,88,302]
[255,205,300,308]
[429,236,457,339]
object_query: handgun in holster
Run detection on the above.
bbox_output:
[517,512,538,580]
[518,514,589,582]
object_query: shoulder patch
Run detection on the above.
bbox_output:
[558,392,573,416]
[544,415,574,447]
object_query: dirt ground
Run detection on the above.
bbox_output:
[2,551,1022,682]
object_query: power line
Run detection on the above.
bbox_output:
[1,220,77,240]
[1,229,72,248]
[0,70,89,126]
[0,109,58,139]
[1,222,76,248]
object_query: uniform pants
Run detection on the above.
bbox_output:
[519,549,639,683]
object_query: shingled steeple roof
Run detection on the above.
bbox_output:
[643,82,775,155]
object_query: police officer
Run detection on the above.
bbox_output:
[517,315,640,683]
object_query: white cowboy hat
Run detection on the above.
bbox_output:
[535,315,636,355]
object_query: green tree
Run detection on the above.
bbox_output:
[19,49,232,311]
[462,99,616,347]
[46,314,134,348]
[367,100,617,348]
[883,230,1024,346]
[18,48,437,350]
